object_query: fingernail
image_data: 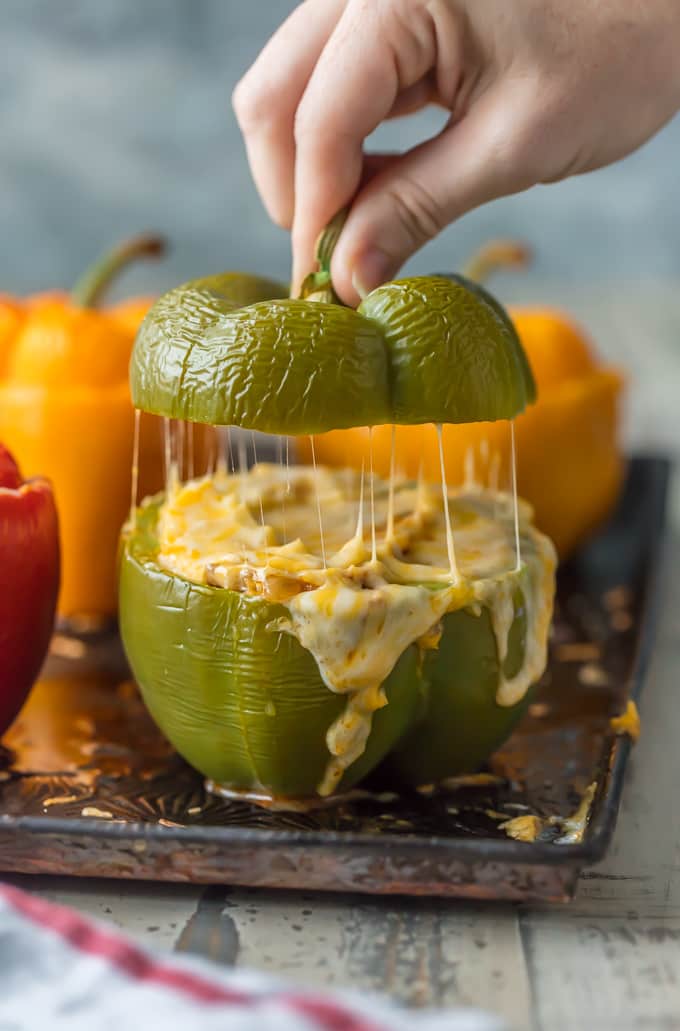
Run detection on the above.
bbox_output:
[352,249,395,300]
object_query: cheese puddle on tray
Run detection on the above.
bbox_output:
[156,463,556,796]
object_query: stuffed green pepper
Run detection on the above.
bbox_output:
[121,245,554,806]
[120,463,555,802]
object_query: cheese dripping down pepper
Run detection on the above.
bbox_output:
[156,463,556,796]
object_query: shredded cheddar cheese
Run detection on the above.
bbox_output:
[500,782,598,845]
[500,814,544,842]
[156,464,556,795]
[610,700,641,742]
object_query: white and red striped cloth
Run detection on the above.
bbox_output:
[0,883,505,1030]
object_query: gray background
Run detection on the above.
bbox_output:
[2,0,679,301]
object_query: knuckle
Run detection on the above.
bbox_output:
[268,198,293,230]
[386,175,447,248]
[231,76,253,127]
[232,74,272,133]
[489,131,537,191]
[486,83,564,187]
[293,99,318,145]
[477,124,538,194]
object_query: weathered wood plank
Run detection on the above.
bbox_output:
[4,873,202,952]
[196,888,532,1027]
[517,462,680,1029]
[520,912,680,1031]
[561,512,680,919]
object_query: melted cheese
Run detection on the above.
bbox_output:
[157,464,556,795]
[500,814,543,842]
[610,700,641,742]
[500,782,598,845]
[553,782,597,844]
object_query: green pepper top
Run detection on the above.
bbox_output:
[130,257,535,435]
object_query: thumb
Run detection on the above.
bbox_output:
[332,91,534,304]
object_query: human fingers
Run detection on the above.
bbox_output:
[291,0,462,290]
[331,85,539,303]
[233,0,346,229]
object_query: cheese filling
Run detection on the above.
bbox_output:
[156,463,556,795]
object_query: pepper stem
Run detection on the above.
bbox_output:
[462,240,532,285]
[70,233,167,308]
[298,208,349,303]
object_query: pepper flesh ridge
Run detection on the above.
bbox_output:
[130,274,535,434]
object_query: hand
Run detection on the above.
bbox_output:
[234,0,680,304]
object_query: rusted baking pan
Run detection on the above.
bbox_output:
[0,455,669,902]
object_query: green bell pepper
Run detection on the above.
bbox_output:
[121,220,551,805]
[119,497,538,801]
[385,590,531,786]
[130,270,535,435]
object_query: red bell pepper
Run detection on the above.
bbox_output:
[0,443,59,736]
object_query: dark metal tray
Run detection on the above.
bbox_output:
[0,456,669,902]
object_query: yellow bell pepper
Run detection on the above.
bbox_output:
[0,236,210,620]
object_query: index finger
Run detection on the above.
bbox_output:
[233,0,345,229]
[291,0,437,289]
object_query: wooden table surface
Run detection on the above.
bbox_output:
[8,291,680,1031]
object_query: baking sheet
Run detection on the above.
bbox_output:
[0,456,669,902]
